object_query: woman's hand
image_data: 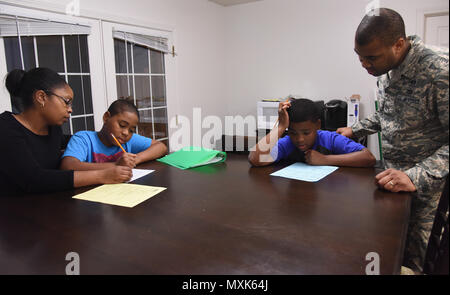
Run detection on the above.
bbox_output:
[102,166,133,183]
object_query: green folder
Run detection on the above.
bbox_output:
[157,146,227,170]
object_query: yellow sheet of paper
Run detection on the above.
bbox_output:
[73,184,166,208]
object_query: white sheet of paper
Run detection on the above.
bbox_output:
[270,162,338,182]
[128,169,154,183]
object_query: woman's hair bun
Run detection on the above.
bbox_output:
[5,69,26,96]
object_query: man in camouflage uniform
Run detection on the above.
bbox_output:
[337,8,449,273]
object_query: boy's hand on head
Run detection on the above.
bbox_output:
[375,168,417,193]
[278,101,291,129]
[116,152,137,168]
[304,150,328,166]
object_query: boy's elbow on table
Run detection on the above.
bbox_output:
[362,148,377,167]
[160,141,169,156]
[152,140,168,157]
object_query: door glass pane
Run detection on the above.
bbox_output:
[3,36,36,71]
[3,29,93,136]
[134,76,150,109]
[151,76,166,107]
[66,35,89,72]
[114,39,127,73]
[82,75,93,114]
[129,76,134,100]
[116,76,129,100]
[153,108,168,139]
[150,49,164,74]
[86,116,95,131]
[36,36,64,72]
[138,109,153,138]
[72,117,87,133]
[113,37,168,146]
[133,44,149,73]
[79,35,90,73]
[127,43,133,73]
[62,120,71,135]
[113,39,133,72]
[68,75,85,116]
[21,37,36,71]
[65,35,81,72]
[4,37,21,71]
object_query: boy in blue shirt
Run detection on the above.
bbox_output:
[61,99,167,170]
[249,98,376,167]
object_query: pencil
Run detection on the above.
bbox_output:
[111,133,127,153]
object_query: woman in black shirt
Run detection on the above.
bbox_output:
[0,68,132,195]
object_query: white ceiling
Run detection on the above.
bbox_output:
[208,0,263,7]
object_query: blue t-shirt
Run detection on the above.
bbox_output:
[272,130,365,162]
[62,131,152,163]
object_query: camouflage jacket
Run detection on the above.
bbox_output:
[352,35,449,196]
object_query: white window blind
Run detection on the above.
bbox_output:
[0,15,90,37]
[113,30,169,53]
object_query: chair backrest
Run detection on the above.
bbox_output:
[423,175,449,275]
[323,99,347,131]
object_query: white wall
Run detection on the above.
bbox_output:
[80,0,228,149]
[79,0,227,122]
[223,0,448,157]
[224,0,449,118]
[1,0,227,149]
[2,0,448,152]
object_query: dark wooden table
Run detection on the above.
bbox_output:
[0,154,411,275]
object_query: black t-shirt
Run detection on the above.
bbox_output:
[0,111,74,195]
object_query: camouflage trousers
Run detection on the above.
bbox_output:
[383,160,446,273]
[402,188,441,273]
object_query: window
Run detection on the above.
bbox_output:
[113,32,170,148]
[0,15,95,135]
[1,6,175,149]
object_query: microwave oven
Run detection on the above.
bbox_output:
[257,101,279,130]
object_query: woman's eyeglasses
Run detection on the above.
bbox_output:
[45,91,73,108]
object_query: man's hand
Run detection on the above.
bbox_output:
[305,149,328,166]
[336,127,353,138]
[375,168,417,193]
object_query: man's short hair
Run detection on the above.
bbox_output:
[287,98,321,123]
[355,8,406,46]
